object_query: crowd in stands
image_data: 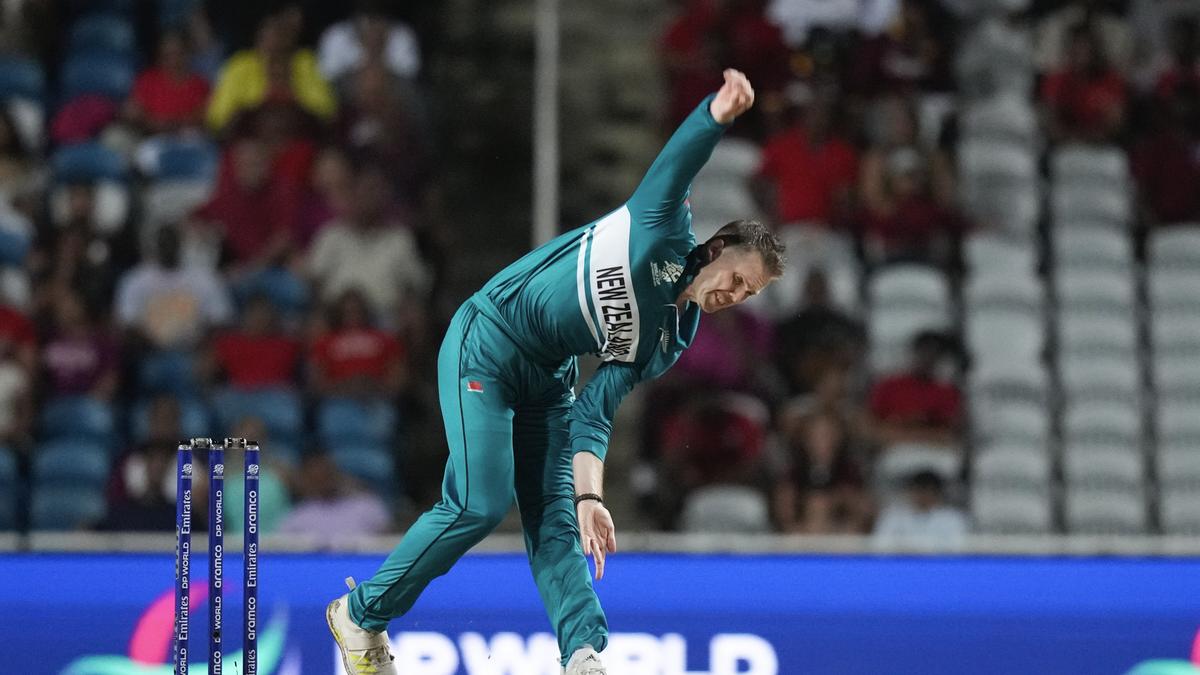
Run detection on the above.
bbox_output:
[645,0,1200,540]
[0,1,441,536]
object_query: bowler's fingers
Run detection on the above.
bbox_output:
[594,540,606,580]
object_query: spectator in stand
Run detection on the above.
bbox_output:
[317,0,422,86]
[775,269,865,395]
[219,416,293,535]
[100,394,184,531]
[0,108,36,200]
[278,451,392,544]
[670,306,777,396]
[859,146,964,264]
[39,291,118,401]
[31,223,121,321]
[662,0,722,128]
[205,293,301,391]
[114,226,233,351]
[1036,0,1133,76]
[337,64,431,207]
[849,0,955,96]
[307,161,429,320]
[206,9,337,132]
[721,0,791,108]
[767,0,898,47]
[0,302,36,374]
[1041,22,1128,142]
[1133,81,1200,223]
[872,470,968,549]
[1151,17,1200,101]
[656,393,771,529]
[298,147,354,249]
[772,404,870,534]
[193,138,302,271]
[125,30,211,135]
[869,330,963,450]
[309,288,406,399]
[754,89,858,229]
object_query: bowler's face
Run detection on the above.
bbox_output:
[691,249,772,313]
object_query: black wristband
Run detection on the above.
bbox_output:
[574,493,603,507]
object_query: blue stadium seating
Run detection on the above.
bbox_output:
[32,440,112,487]
[60,54,134,102]
[137,350,198,396]
[39,396,116,446]
[0,447,17,530]
[0,56,45,103]
[330,443,397,497]
[30,485,106,530]
[232,267,310,317]
[51,142,127,183]
[0,226,31,266]
[318,397,397,446]
[153,139,219,181]
[68,14,136,57]
[130,396,211,443]
[213,387,304,446]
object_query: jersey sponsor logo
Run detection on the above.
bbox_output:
[466,380,484,393]
[578,207,641,363]
[650,259,684,286]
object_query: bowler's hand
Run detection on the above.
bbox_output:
[577,500,617,580]
[710,69,755,124]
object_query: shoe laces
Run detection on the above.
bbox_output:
[578,654,606,675]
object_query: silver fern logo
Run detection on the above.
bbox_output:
[650,260,683,286]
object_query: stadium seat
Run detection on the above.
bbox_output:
[141,180,214,232]
[680,485,771,534]
[1051,144,1129,187]
[1053,229,1132,272]
[1148,268,1200,313]
[1051,184,1131,228]
[971,486,1052,534]
[139,138,219,181]
[60,54,134,101]
[1063,402,1141,446]
[29,485,106,530]
[975,400,1049,447]
[959,139,1037,182]
[330,443,397,497]
[38,396,116,445]
[876,444,962,491]
[1056,270,1135,311]
[32,440,111,487]
[963,233,1037,277]
[1156,445,1200,489]
[1059,356,1141,402]
[213,388,303,446]
[970,360,1048,403]
[1159,490,1200,535]
[131,396,210,443]
[1157,400,1200,444]
[972,444,1052,490]
[697,137,761,181]
[1064,487,1147,534]
[1057,312,1137,357]
[68,14,136,57]
[1062,445,1144,489]
[0,56,45,103]
[965,310,1044,367]
[962,179,1040,235]
[137,350,198,396]
[231,267,310,317]
[964,273,1041,312]
[961,95,1038,147]
[1149,227,1200,269]
[318,397,397,446]
[1155,354,1200,399]
[870,264,950,309]
[51,142,127,183]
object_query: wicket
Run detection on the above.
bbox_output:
[174,438,261,675]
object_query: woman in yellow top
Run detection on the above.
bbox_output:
[206,12,337,131]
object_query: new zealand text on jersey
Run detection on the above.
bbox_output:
[595,266,635,359]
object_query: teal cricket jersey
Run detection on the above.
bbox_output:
[471,94,729,461]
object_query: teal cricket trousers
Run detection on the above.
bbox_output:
[348,299,608,663]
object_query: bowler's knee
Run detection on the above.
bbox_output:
[460,496,510,534]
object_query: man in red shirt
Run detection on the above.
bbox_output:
[1041,23,1126,142]
[309,288,406,398]
[126,30,211,133]
[868,330,962,449]
[755,95,858,227]
[209,294,301,390]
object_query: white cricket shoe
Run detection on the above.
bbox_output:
[562,645,606,675]
[326,578,397,675]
